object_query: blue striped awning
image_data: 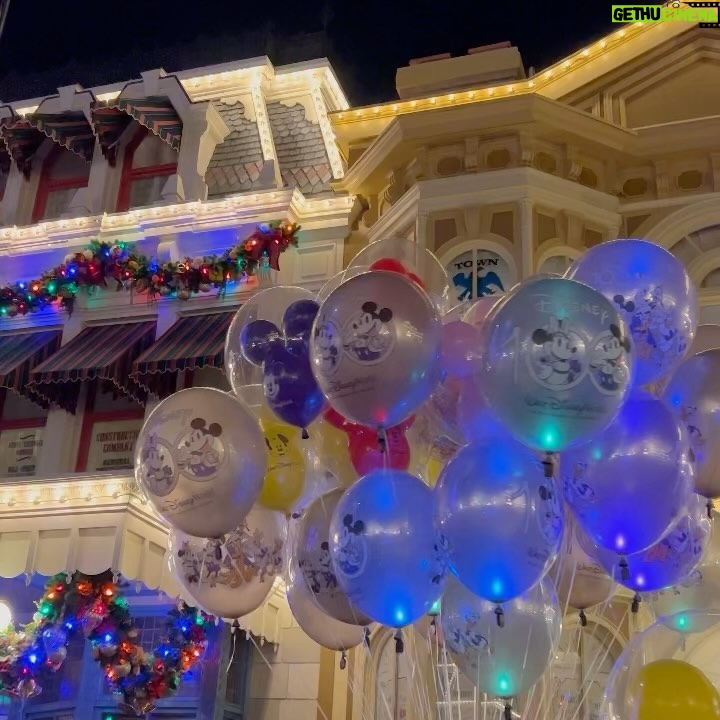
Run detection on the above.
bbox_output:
[131,312,233,398]
[29,321,156,413]
[0,329,62,408]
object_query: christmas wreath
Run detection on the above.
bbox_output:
[0,571,209,716]
[0,221,300,318]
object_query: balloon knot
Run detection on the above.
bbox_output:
[632,593,641,614]
[494,605,505,628]
[619,557,630,582]
[579,609,587,627]
[394,630,404,654]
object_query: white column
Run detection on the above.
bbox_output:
[519,198,534,278]
[310,82,345,180]
[607,219,622,240]
[415,211,429,251]
[250,75,283,188]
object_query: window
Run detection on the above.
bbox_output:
[549,623,621,720]
[445,248,512,303]
[225,632,252,708]
[0,389,47,478]
[375,633,410,720]
[32,146,90,222]
[186,367,231,393]
[75,385,144,473]
[117,126,177,211]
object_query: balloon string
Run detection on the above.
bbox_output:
[225,620,240,676]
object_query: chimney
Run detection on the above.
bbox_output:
[395,42,526,100]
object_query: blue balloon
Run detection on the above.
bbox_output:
[566,238,698,387]
[329,469,447,627]
[240,319,282,366]
[581,495,711,594]
[283,299,320,340]
[263,343,325,430]
[434,437,564,604]
[561,392,693,556]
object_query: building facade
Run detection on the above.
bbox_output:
[0,17,718,720]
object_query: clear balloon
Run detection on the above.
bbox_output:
[479,276,633,452]
[311,412,357,487]
[457,377,507,443]
[463,295,503,329]
[440,321,482,380]
[168,506,286,618]
[346,235,453,312]
[664,350,720,499]
[689,325,720,356]
[435,437,564,603]
[566,238,697,388]
[582,495,711,595]
[561,392,692,555]
[225,286,316,392]
[294,489,371,625]
[550,513,613,612]
[310,270,442,429]
[286,566,367,651]
[329,469,447,627]
[601,611,720,720]
[135,387,267,537]
[441,577,561,698]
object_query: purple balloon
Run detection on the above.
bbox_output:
[263,344,325,430]
[440,321,481,380]
[240,320,282,366]
[283,300,320,340]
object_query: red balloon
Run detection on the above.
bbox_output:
[324,408,414,475]
[369,257,427,290]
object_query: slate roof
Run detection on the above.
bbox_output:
[205,100,267,197]
[266,101,333,195]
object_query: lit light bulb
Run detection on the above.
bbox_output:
[0,601,13,630]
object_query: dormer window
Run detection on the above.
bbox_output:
[32,145,90,222]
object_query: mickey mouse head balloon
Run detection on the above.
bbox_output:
[310,270,442,429]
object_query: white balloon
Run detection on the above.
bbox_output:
[286,562,367,651]
[135,387,267,537]
[168,506,286,619]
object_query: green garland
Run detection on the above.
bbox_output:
[0,221,300,318]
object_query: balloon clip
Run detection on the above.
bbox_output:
[504,702,513,720]
[542,453,554,479]
[302,427,309,440]
[619,557,630,582]
[707,499,713,519]
[394,630,404,654]
[378,429,387,454]
[430,617,437,635]
[230,620,240,635]
[213,540,223,562]
[494,605,505,628]
[579,609,588,627]
[339,651,347,670]
[363,627,371,649]
[631,593,641,614]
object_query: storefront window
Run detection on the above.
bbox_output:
[445,248,512,303]
[0,390,47,478]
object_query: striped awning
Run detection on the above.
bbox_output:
[27,111,95,162]
[29,321,156,413]
[90,95,181,165]
[0,329,62,408]
[0,118,46,179]
[132,312,233,398]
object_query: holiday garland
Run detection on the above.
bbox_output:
[0,221,300,318]
[0,572,209,716]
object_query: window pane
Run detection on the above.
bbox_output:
[85,418,142,472]
[0,427,44,478]
[225,634,251,705]
[446,249,510,302]
[50,150,91,181]
[128,176,168,209]
[133,133,178,168]
[43,186,79,220]
[191,367,231,392]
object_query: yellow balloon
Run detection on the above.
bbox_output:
[635,659,720,720]
[311,417,357,488]
[259,422,305,513]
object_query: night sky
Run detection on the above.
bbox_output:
[0,0,616,104]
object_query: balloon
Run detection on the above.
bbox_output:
[294,489,371,625]
[258,421,306,513]
[283,299,321,342]
[689,325,720,356]
[435,437,564,603]
[263,342,325,430]
[136,388,267,537]
[440,321,482,380]
[566,238,697,387]
[311,413,357,487]
[225,286,316,391]
[456,378,506,443]
[664,350,720,499]
[168,506,286,618]
[422,379,466,445]
[240,319,283,366]
[286,569,367,651]
[346,235,453,312]
[324,408,413,476]
[462,295,502,328]
[582,495,711,595]
[479,276,633,452]
[550,514,613,612]
[329,469,447,627]
[441,577,561,698]
[634,660,720,720]
[561,392,693,555]
[310,270,442,429]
